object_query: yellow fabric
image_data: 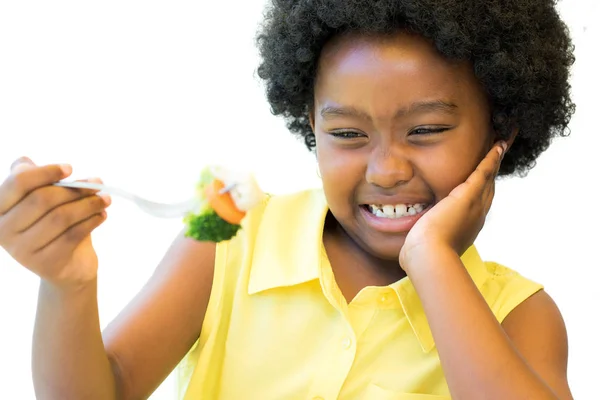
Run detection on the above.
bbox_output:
[177,189,543,399]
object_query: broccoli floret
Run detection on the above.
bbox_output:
[183,165,264,243]
[183,166,241,242]
[184,209,241,242]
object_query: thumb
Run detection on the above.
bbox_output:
[10,156,36,174]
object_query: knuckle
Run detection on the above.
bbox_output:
[6,172,26,196]
[29,188,53,209]
[64,229,80,243]
[8,242,28,264]
[481,166,494,180]
[88,195,104,208]
[467,197,479,210]
[50,207,73,229]
[65,223,87,243]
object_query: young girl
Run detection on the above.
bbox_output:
[0,0,575,399]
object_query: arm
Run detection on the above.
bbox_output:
[406,246,572,400]
[0,159,216,399]
[102,233,216,400]
[32,232,216,400]
[400,143,572,399]
[502,289,573,399]
[33,280,117,400]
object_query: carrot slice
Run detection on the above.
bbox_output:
[204,179,246,225]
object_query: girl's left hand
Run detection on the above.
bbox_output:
[400,141,507,271]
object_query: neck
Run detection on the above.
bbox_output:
[323,212,406,302]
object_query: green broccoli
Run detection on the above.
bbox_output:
[182,166,263,243]
[184,208,241,242]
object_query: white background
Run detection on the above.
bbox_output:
[0,1,597,399]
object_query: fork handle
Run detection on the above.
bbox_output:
[53,181,136,201]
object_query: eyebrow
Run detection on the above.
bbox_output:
[320,100,459,121]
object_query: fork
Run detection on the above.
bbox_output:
[53,181,200,218]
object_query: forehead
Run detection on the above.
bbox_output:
[314,32,486,112]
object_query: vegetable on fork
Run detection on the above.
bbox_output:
[183,166,265,242]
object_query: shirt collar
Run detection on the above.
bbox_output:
[246,189,489,354]
[247,189,328,295]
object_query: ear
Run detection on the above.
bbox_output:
[493,125,518,151]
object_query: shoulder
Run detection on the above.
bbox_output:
[483,261,566,341]
[211,187,327,282]
[486,261,566,351]
[223,187,326,251]
[477,260,572,398]
[478,261,544,323]
[502,288,572,398]
[199,186,327,330]
[502,288,567,339]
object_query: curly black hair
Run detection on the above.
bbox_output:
[255,0,576,176]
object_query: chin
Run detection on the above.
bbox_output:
[356,232,406,262]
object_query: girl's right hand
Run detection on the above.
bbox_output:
[0,157,111,290]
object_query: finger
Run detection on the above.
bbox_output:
[460,143,503,202]
[21,192,111,252]
[486,182,496,213]
[0,162,72,214]
[3,178,107,234]
[33,211,107,266]
[481,142,506,201]
[10,156,35,173]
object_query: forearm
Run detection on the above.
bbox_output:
[32,279,118,400]
[405,247,558,400]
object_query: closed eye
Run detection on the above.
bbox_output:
[330,131,366,139]
[409,126,451,136]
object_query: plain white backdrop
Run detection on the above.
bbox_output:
[0,1,598,399]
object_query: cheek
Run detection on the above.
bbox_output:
[316,142,365,207]
[416,147,483,198]
[318,151,358,189]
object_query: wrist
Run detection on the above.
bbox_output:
[40,276,98,300]
[400,241,459,276]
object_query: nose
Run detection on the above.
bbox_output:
[365,146,414,189]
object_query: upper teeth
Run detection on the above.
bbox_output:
[368,204,426,218]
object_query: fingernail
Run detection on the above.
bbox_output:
[10,157,33,172]
[60,164,72,176]
[88,177,103,183]
[11,163,33,174]
[100,194,112,206]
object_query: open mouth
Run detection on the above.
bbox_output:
[360,203,429,219]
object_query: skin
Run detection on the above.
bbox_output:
[0,160,215,399]
[312,32,573,399]
[0,31,571,400]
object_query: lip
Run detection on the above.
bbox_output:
[359,203,432,234]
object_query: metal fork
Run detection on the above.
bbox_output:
[53,181,199,218]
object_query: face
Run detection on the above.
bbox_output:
[311,31,495,261]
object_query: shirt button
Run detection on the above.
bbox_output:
[342,337,352,349]
[379,294,388,303]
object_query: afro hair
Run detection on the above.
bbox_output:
[256,0,576,176]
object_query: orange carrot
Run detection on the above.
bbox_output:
[203,179,246,225]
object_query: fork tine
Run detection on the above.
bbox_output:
[219,183,237,195]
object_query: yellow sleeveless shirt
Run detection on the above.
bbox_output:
[176,189,543,399]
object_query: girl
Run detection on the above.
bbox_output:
[0,0,575,398]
